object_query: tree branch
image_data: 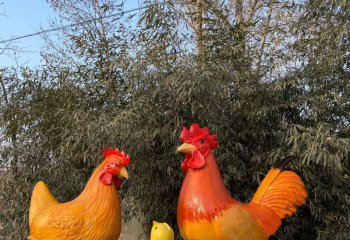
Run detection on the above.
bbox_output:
[235,0,243,24]
[246,0,264,23]
[256,0,275,75]
[194,0,204,60]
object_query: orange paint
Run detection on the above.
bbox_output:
[29,149,130,240]
[177,124,308,240]
[250,168,308,219]
[178,153,237,224]
[180,204,269,240]
[177,153,307,239]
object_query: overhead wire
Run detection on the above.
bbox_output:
[0,5,148,44]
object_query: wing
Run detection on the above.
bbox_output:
[29,203,85,240]
[29,181,58,226]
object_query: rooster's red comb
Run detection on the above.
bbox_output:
[102,147,130,166]
[180,124,219,149]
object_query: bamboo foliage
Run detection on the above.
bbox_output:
[0,0,349,239]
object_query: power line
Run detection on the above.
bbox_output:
[0,5,148,44]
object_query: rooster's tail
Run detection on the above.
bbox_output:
[250,156,307,219]
[243,156,307,236]
[29,181,58,226]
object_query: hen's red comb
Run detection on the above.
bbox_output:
[102,147,130,166]
[180,124,219,149]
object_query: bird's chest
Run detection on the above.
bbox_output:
[83,201,122,239]
[83,218,121,240]
[179,206,268,240]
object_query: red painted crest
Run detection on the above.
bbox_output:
[180,124,219,149]
[102,147,130,166]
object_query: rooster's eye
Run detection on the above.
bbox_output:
[199,139,205,144]
[111,163,119,168]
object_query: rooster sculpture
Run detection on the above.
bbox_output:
[29,147,130,240]
[177,124,307,240]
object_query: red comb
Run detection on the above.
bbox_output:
[102,147,130,166]
[180,124,219,149]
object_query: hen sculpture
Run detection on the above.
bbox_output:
[177,124,307,240]
[29,147,130,240]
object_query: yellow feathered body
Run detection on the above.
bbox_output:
[29,151,130,240]
[150,221,174,240]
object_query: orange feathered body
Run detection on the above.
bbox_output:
[177,153,307,240]
[29,152,129,240]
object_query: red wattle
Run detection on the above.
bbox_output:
[114,177,122,189]
[99,172,113,185]
[181,151,206,172]
[188,151,205,169]
[181,161,189,172]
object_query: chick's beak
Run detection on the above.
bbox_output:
[152,221,158,226]
[177,143,197,154]
[118,167,129,179]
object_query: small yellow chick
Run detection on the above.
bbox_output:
[150,221,174,240]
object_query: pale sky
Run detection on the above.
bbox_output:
[0,1,140,68]
[0,1,56,67]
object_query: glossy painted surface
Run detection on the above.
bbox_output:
[29,152,129,240]
[180,204,268,240]
[178,153,268,240]
[150,221,174,240]
[251,169,308,219]
[177,124,307,240]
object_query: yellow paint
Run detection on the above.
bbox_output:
[150,221,174,240]
[29,155,126,240]
[180,204,268,240]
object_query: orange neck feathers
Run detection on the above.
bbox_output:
[78,162,119,198]
[70,162,122,238]
[177,153,237,224]
[77,162,121,219]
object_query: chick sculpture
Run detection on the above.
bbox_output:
[150,221,174,240]
[29,147,130,240]
[177,124,307,240]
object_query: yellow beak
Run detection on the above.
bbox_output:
[177,143,197,154]
[118,167,129,179]
[152,221,159,226]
